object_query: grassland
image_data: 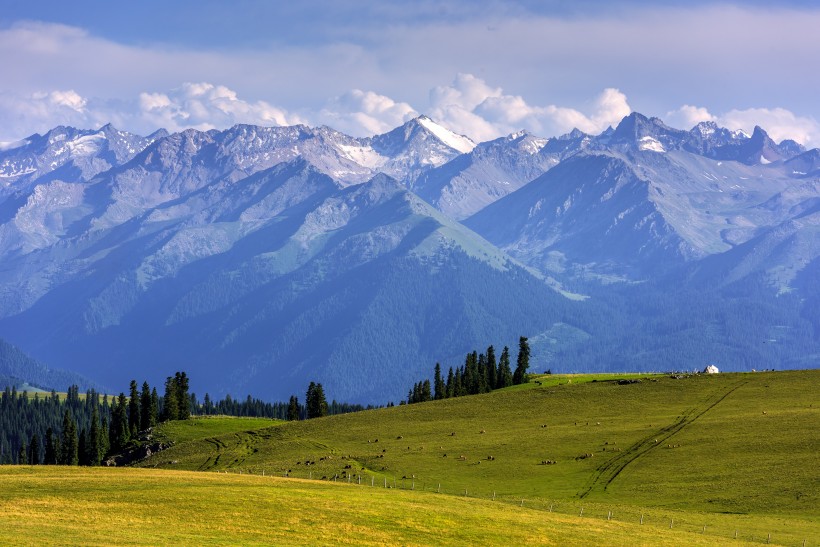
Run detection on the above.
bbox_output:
[0,466,765,545]
[3,370,818,545]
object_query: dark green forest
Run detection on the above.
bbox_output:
[0,373,366,465]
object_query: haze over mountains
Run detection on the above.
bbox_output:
[0,113,818,403]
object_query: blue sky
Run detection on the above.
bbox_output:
[2,1,819,144]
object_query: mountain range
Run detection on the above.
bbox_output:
[0,113,817,402]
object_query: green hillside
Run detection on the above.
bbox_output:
[2,370,817,545]
[133,369,819,544]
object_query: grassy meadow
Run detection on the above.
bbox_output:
[0,466,772,546]
[2,370,818,544]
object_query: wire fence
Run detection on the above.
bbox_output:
[213,466,815,546]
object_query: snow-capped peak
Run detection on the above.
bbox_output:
[638,136,665,153]
[416,116,476,154]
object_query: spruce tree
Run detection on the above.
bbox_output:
[78,428,88,466]
[287,396,300,421]
[44,427,57,465]
[433,363,445,400]
[512,336,531,385]
[175,372,190,420]
[18,440,26,465]
[140,381,154,431]
[87,405,101,466]
[497,346,513,388]
[150,388,159,424]
[306,382,328,419]
[29,433,40,465]
[421,379,432,402]
[446,367,455,398]
[99,416,110,461]
[128,380,140,436]
[485,346,497,392]
[477,353,489,393]
[162,377,179,421]
[109,393,130,453]
[60,410,79,465]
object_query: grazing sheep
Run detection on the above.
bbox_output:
[480,429,486,434]
[397,435,403,440]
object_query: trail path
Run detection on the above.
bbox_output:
[578,378,747,498]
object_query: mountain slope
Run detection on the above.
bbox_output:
[0,158,569,402]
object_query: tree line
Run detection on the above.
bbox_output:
[196,381,368,420]
[407,336,531,404]
[1,372,370,464]
[0,372,191,465]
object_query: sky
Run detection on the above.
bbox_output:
[1,0,819,145]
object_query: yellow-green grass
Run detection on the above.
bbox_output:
[0,466,761,546]
[136,370,819,544]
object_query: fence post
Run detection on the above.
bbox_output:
[640,514,643,525]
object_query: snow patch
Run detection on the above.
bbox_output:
[337,143,386,169]
[417,117,476,154]
[638,136,665,153]
[67,133,106,157]
[760,155,771,165]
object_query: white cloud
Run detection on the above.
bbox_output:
[665,105,716,129]
[428,74,632,141]
[665,104,820,145]
[136,82,299,133]
[316,89,417,136]
[718,107,819,145]
[0,83,303,140]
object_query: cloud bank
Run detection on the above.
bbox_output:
[3,73,818,148]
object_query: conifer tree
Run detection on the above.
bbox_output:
[446,367,455,398]
[128,380,140,436]
[29,433,40,465]
[99,416,110,460]
[78,428,88,466]
[150,388,159,423]
[486,345,497,392]
[60,410,78,465]
[497,346,513,388]
[43,428,57,465]
[287,396,300,421]
[421,379,432,402]
[140,381,155,430]
[306,382,328,419]
[18,440,26,465]
[433,363,445,400]
[109,393,130,453]
[512,336,530,385]
[162,377,179,421]
[87,405,101,466]
[477,353,489,393]
[175,372,190,420]
[453,367,465,397]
